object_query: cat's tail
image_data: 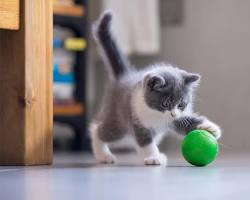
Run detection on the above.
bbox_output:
[92,11,131,80]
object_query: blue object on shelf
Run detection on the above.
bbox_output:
[53,63,75,83]
[53,37,64,48]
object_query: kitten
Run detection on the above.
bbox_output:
[90,12,221,166]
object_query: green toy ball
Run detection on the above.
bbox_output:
[181,130,219,166]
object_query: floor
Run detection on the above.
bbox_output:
[0,153,250,200]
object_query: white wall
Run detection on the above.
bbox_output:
[161,0,250,152]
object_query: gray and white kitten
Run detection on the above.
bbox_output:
[90,12,221,166]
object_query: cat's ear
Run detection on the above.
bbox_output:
[143,74,165,90]
[183,73,201,85]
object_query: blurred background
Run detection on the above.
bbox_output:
[53,0,250,155]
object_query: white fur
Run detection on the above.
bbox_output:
[197,119,222,139]
[131,86,172,133]
[89,122,116,163]
[138,142,167,166]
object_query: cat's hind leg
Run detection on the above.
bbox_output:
[89,122,116,164]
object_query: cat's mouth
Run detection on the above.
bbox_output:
[161,109,178,118]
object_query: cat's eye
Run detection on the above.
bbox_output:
[178,102,186,110]
[161,101,168,108]
[154,83,167,91]
[161,96,173,109]
[159,84,166,88]
[168,96,174,103]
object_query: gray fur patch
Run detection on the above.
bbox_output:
[172,116,204,135]
[96,81,132,143]
[133,123,154,147]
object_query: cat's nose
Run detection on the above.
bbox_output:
[170,111,177,118]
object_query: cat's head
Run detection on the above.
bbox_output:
[142,64,200,117]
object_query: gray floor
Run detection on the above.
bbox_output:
[0,153,250,200]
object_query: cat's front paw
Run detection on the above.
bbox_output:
[197,120,222,139]
[144,153,167,166]
[96,153,117,164]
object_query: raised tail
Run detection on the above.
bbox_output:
[93,11,130,80]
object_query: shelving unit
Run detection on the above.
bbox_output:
[53,0,90,151]
[53,5,84,17]
[54,103,84,116]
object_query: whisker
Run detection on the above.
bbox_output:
[218,142,232,150]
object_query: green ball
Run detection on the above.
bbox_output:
[181,130,219,166]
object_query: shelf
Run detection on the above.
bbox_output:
[54,103,84,116]
[0,0,20,30]
[53,5,84,17]
[53,1,87,151]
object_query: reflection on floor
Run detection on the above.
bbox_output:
[0,153,250,200]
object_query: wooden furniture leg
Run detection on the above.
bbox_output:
[0,0,53,165]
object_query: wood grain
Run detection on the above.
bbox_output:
[0,0,20,30]
[0,0,53,165]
